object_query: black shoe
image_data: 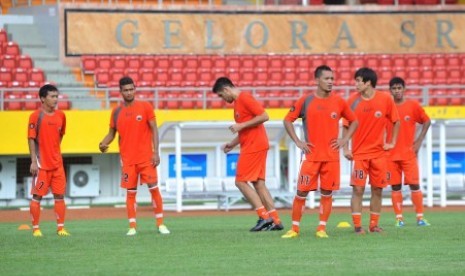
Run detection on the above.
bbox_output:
[250,218,273,232]
[265,223,284,231]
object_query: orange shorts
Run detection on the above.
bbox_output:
[297,160,340,192]
[121,160,158,189]
[351,157,388,188]
[387,157,419,185]
[236,150,267,183]
[31,166,66,197]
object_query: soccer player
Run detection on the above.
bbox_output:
[387,77,431,227]
[343,67,400,234]
[28,84,70,237]
[281,65,358,239]
[212,77,283,231]
[99,77,170,236]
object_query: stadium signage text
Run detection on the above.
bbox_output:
[65,10,463,55]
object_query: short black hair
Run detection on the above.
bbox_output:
[212,77,235,93]
[314,65,332,78]
[354,67,378,88]
[119,76,135,89]
[389,77,405,88]
[39,84,58,99]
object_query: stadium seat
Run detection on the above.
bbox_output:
[96,56,112,71]
[1,55,17,69]
[57,94,71,110]
[0,29,8,43]
[112,56,127,70]
[23,92,40,110]
[18,55,33,69]
[4,93,23,110]
[198,56,213,71]
[30,68,45,83]
[170,56,184,69]
[141,56,156,69]
[5,41,20,56]
[124,68,140,83]
[255,56,269,69]
[0,68,13,82]
[127,56,141,69]
[241,56,255,71]
[14,68,29,83]
[81,56,97,74]
[109,68,124,83]
[95,70,110,88]
[227,55,241,69]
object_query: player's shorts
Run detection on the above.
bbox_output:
[31,166,66,197]
[121,160,158,189]
[387,157,419,185]
[236,150,267,183]
[297,160,340,192]
[351,157,388,188]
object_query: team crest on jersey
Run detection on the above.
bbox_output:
[330,112,338,119]
[235,112,240,118]
[374,111,382,118]
[136,115,142,121]
[404,115,411,121]
[29,123,35,129]
[290,106,295,112]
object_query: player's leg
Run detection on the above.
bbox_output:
[404,158,430,226]
[351,160,368,234]
[282,160,317,238]
[51,166,70,236]
[236,152,273,231]
[253,179,283,230]
[317,161,340,238]
[121,165,138,235]
[29,170,50,237]
[388,161,404,226]
[368,157,389,233]
[140,161,170,234]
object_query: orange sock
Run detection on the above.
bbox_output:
[411,190,424,220]
[317,194,332,232]
[369,212,380,229]
[267,209,281,225]
[30,199,41,231]
[256,206,270,220]
[291,196,306,233]
[126,190,137,228]
[149,186,164,227]
[352,213,362,228]
[391,190,403,220]
[54,199,66,231]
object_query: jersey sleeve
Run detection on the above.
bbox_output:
[386,96,399,123]
[27,112,38,139]
[342,95,356,127]
[109,107,117,129]
[60,111,66,136]
[340,98,356,123]
[145,102,155,121]
[413,101,430,124]
[284,95,306,122]
[243,92,265,116]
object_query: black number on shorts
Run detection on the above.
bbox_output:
[354,170,364,179]
[300,175,310,185]
[386,172,391,181]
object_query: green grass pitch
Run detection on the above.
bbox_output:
[1,211,464,275]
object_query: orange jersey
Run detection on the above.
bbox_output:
[346,91,399,160]
[285,93,356,161]
[28,110,66,170]
[387,99,430,161]
[110,101,155,166]
[234,92,269,153]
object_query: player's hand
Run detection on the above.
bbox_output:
[30,162,38,176]
[99,142,109,153]
[222,143,234,154]
[343,149,353,161]
[229,123,242,134]
[296,140,313,154]
[383,143,395,151]
[331,138,347,150]
[152,153,160,167]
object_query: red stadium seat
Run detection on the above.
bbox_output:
[57,94,71,110]
[5,41,20,56]
[157,56,170,70]
[81,56,97,74]
[95,70,110,88]
[14,68,29,83]
[170,56,184,69]
[23,92,40,110]
[198,56,213,71]
[197,71,213,87]
[127,56,141,69]
[109,68,124,83]
[1,55,17,69]
[0,68,13,82]
[241,56,255,71]
[140,56,156,69]
[4,93,23,110]
[140,69,155,83]
[296,56,311,70]
[0,29,8,43]
[185,56,199,69]
[18,55,33,69]
[97,56,112,71]
[112,56,127,70]
[124,68,140,83]
[255,56,269,69]
[227,55,241,69]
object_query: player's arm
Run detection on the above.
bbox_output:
[335,119,358,150]
[28,138,38,175]
[413,119,431,154]
[149,119,160,167]
[384,120,400,150]
[283,119,312,154]
[229,112,269,134]
[223,136,240,153]
[342,126,353,160]
[99,128,116,153]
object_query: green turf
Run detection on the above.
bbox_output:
[1,211,464,275]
